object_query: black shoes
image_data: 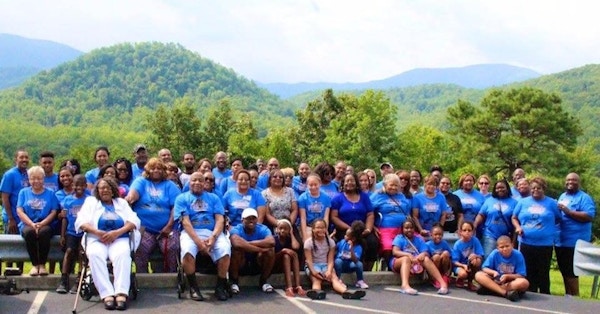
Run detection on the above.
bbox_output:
[342,290,366,300]
[215,285,229,301]
[104,298,116,310]
[306,290,327,300]
[506,290,520,302]
[190,288,205,301]
[56,282,68,294]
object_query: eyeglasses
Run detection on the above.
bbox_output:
[399,177,409,181]
[478,182,489,185]
[272,175,284,179]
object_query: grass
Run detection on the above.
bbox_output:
[550,269,598,300]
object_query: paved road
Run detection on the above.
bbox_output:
[1,285,598,314]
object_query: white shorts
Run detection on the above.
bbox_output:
[180,229,231,262]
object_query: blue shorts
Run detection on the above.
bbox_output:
[305,262,328,277]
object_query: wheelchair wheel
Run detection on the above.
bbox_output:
[177,269,187,299]
[80,280,95,301]
[129,273,138,301]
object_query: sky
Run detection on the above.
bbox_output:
[1,0,599,83]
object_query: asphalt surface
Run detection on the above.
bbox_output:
[1,284,599,314]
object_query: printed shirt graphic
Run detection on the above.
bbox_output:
[513,196,560,246]
[131,178,180,233]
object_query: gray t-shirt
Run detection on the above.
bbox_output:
[304,237,335,264]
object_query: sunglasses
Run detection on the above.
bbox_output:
[478,182,489,185]
[204,178,215,182]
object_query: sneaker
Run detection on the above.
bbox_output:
[190,288,204,301]
[342,290,366,299]
[230,283,240,294]
[455,278,465,289]
[56,282,68,294]
[306,289,326,300]
[355,280,369,289]
[261,283,274,293]
[476,286,494,295]
[506,290,520,302]
[69,284,79,294]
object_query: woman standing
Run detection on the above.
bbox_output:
[512,177,560,294]
[114,158,133,197]
[222,169,266,227]
[125,158,180,273]
[474,179,517,257]
[453,173,486,234]
[17,166,59,276]
[85,146,110,191]
[408,170,423,195]
[358,172,372,195]
[262,169,298,229]
[331,173,378,270]
[411,175,447,237]
[370,174,412,263]
[75,178,140,310]
[477,175,492,199]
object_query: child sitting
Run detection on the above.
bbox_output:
[452,221,484,291]
[474,236,529,301]
[390,219,449,295]
[304,219,366,300]
[334,220,368,289]
[273,219,306,297]
[426,224,452,287]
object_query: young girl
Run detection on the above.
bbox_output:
[298,174,331,241]
[56,175,88,294]
[426,224,452,286]
[273,219,306,297]
[390,219,449,295]
[304,219,366,300]
[452,221,484,291]
[334,221,368,289]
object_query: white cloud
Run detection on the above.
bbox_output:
[1,0,599,83]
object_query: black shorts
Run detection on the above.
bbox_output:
[65,234,83,252]
[555,246,577,278]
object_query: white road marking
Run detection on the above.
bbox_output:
[294,295,401,314]
[27,291,48,314]
[275,289,317,314]
[384,287,572,314]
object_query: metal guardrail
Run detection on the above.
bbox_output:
[573,239,600,298]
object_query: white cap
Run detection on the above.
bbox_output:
[241,208,258,219]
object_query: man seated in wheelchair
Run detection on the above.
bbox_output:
[75,177,141,311]
[229,207,276,294]
[175,172,230,301]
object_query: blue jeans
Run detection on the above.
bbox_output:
[334,258,364,281]
[482,235,497,259]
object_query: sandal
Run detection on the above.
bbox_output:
[285,287,295,297]
[104,296,116,311]
[261,283,274,293]
[295,286,307,297]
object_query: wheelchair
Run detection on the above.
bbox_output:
[72,232,139,314]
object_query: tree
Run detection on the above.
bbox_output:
[227,115,261,165]
[446,87,582,176]
[202,100,233,155]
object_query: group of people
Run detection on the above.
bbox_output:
[0,146,596,309]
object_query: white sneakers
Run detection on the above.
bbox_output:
[355,280,369,289]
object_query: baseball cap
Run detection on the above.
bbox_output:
[380,162,393,170]
[241,208,258,219]
[133,144,146,153]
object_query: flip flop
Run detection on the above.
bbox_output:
[399,287,418,295]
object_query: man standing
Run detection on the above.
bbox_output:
[556,172,596,296]
[333,161,347,191]
[176,173,230,301]
[179,152,196,187]
[212,152,231,187]
[1,149,30,234]
[39,151,58,192]
[510,168,526,197]
[158,148,174,163]
[132,144,148,179]
[257,158,279,190]
[229,208,275,294]
[375,162,394,190]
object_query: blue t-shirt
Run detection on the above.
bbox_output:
[452,237,484,264]
[130,177,181,234]
[331,192,373,227]
[370,191,412,228]
[453,189,485,223]
[62,194,87,236]
[426,239,452,256]
[132,163,144,179]
[478,197,517,239]
[320,182,339,200]
[0,166,30,223]
[392,234,429,256]
[482,249,527,277]
[292,176,308,197]
[16,187,59,232]
[55,189,74,206]
[512,196,560,246]
[97,204,127,238]
[335,239,363,261]
[175,191,224,231]
[412,192,447,232]
[85,167,100,186]
[212,168,232,188]
[297,191,331,226]
[43,173,59,192]
[557,190,596,247]
[230,223,272,241]
[222,188,266,227]
[218,177,237,196]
